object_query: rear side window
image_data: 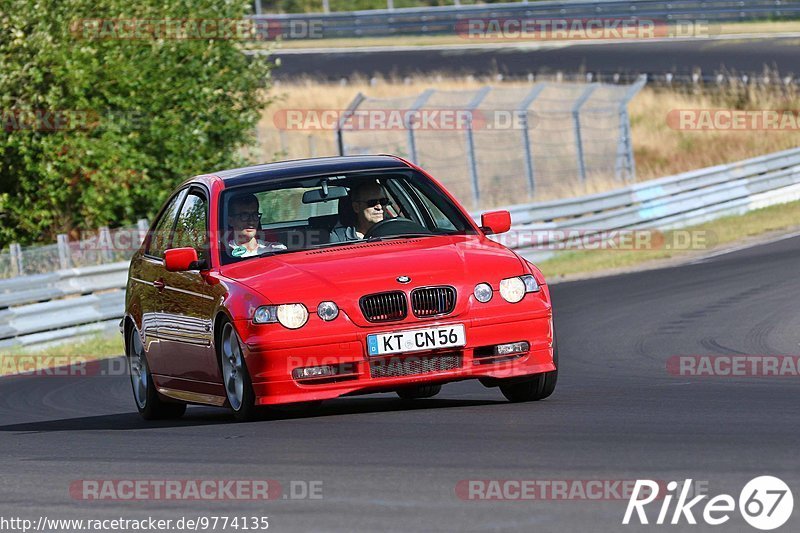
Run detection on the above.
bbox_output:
[172,191,209,261]
[147,190,187,257]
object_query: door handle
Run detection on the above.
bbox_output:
[153,279,165,290]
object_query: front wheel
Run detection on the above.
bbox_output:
[219,320,259,422]
[128,326,186,420]
[499,340,558,403]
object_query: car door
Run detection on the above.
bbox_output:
[134,188,187,376]
[158,187,220,383]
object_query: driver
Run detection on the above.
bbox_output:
[227,193,287,257]
[329,180,390,242]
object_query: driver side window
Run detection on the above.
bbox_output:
[172,191,209,262]
[147,190,187,258]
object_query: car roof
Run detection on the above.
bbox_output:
[211,155,412,188]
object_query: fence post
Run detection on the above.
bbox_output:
[57,234,71,270]
[464,87,492,209]
[572,84,599,183]
[404,89,435,164]
[336,92,366,156]
[308,135,317,157]
[10,243,23,276]
[98,226,113,262]
[278,130,288,157]
[615,74,647,182]
[517,83,548,199]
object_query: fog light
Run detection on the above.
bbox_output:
[495,341,530,355]
[292,366,336,379]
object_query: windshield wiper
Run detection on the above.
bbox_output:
[365,233,435,243]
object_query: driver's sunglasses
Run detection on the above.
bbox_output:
[232,212,261,221]
[359,197,392,208]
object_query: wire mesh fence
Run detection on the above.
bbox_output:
[338,77,646,209]
[259,78,645,209]
[0,220,148,279]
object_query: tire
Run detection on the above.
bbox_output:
[127,326,186,420]
[219,319,259,422]
[499,338,558,403]
[396,383,442,400]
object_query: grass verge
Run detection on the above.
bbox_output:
[0,333,123,377]
[537,199,800,279]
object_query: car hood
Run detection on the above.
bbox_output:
[220,235,527,321]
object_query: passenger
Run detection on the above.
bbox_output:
[227,193,287,257]
[329,180,391,242]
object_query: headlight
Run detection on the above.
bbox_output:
[254,304,308,329]
[473,283,493,303]
[317,301,339,321]
[521,274,540,293]
[499,277,526,303]
[499,275,541,303]
[277,304,308,329]
[253,306,277,324]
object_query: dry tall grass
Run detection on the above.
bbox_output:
[255,76,800,203]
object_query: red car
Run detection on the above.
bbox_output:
[123,155,557,421]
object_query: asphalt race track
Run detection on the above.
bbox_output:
[271,37,800,81]
[2,235,800,532]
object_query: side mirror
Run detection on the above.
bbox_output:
[164,247,199,272]
[480,210,512,235]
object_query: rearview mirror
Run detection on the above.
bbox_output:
[164,247,200,272]
[302,186,349,204]
[480,210,512,235]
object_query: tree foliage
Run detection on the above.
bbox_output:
[0,0,273,246]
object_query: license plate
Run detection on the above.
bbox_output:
[367,324,466,356]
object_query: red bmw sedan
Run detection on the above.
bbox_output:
[123,155,556,421]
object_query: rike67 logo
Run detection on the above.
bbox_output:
[623,477,793,530]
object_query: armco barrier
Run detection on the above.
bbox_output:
[2,147,800,347]
[490,147,800,261]
[255,0,800,39]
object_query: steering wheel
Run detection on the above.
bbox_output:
[363,217,432,240]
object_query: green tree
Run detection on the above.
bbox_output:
[0,0,273,246]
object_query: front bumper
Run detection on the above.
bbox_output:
[237,299,555,406]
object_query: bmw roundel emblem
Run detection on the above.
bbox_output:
[396,275,411,284]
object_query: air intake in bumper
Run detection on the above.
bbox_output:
[369,354,462,378]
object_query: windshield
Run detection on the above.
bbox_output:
[218,169,476,264]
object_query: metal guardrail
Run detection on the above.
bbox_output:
[0,262,128,348]
[2,147,800,347]
[256,0,800,39]
[487,147,800,260]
